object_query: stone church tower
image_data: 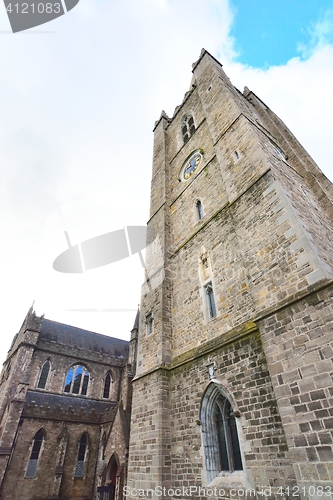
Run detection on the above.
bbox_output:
[127,49,333,498]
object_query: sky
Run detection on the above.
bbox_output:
[0,0,332,368]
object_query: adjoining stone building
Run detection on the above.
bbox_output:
[126,49,333,499]
[0,306,138,500]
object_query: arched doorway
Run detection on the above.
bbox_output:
[97,454,118,500]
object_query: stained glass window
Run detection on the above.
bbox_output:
[64,365,89,395]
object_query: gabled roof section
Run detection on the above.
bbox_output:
[39,318,129,359]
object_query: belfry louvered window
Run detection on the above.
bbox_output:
[37,360,50,389]
[25,429,44,478]
[64,365,89,395]
[181,113,195,143]
[75,433,88,478]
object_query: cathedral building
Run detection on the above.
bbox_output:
[0,307,137,500]
[0,49,332,499]
[126,49,333,498]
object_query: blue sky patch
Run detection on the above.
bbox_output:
[230,0,333,67]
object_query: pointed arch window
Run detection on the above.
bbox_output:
[64,365,89,395]
[181,113,196,143]
[214,396,242,472]
[103,372,112,399]
[26,429,44,478]
[201,385,243,483]
[75,433,88,478]
[37,360,50,389]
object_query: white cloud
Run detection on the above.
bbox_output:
[142,0,170,14]
[225,46,333,183]
[298,8,333,58]
[0,0,332,367]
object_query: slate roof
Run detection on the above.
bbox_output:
[23,390,117,424]
[39,319,129,359]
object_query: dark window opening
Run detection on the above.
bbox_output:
[103,373,112,399]
[75,433,88,478]
[30,429,43,460]
[37,361,50,389]
[26,429,44,478]
[201,386,243,483]
[181,114,196,143]
[78,434,87,461]
[196,200,204,220]
[214,396,243,472]
[82,372,89,396]
[205,283,216,318]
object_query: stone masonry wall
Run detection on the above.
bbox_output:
[170,208,254,356]
[244,89,333,214]
[127,369,171,493]
[259,285,333,494]
[169,328,297,498]
[2,417,99,500]
[231,171,331,314]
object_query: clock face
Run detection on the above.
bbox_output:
[182,151,202,180]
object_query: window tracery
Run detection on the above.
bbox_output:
[64,365,89,395]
